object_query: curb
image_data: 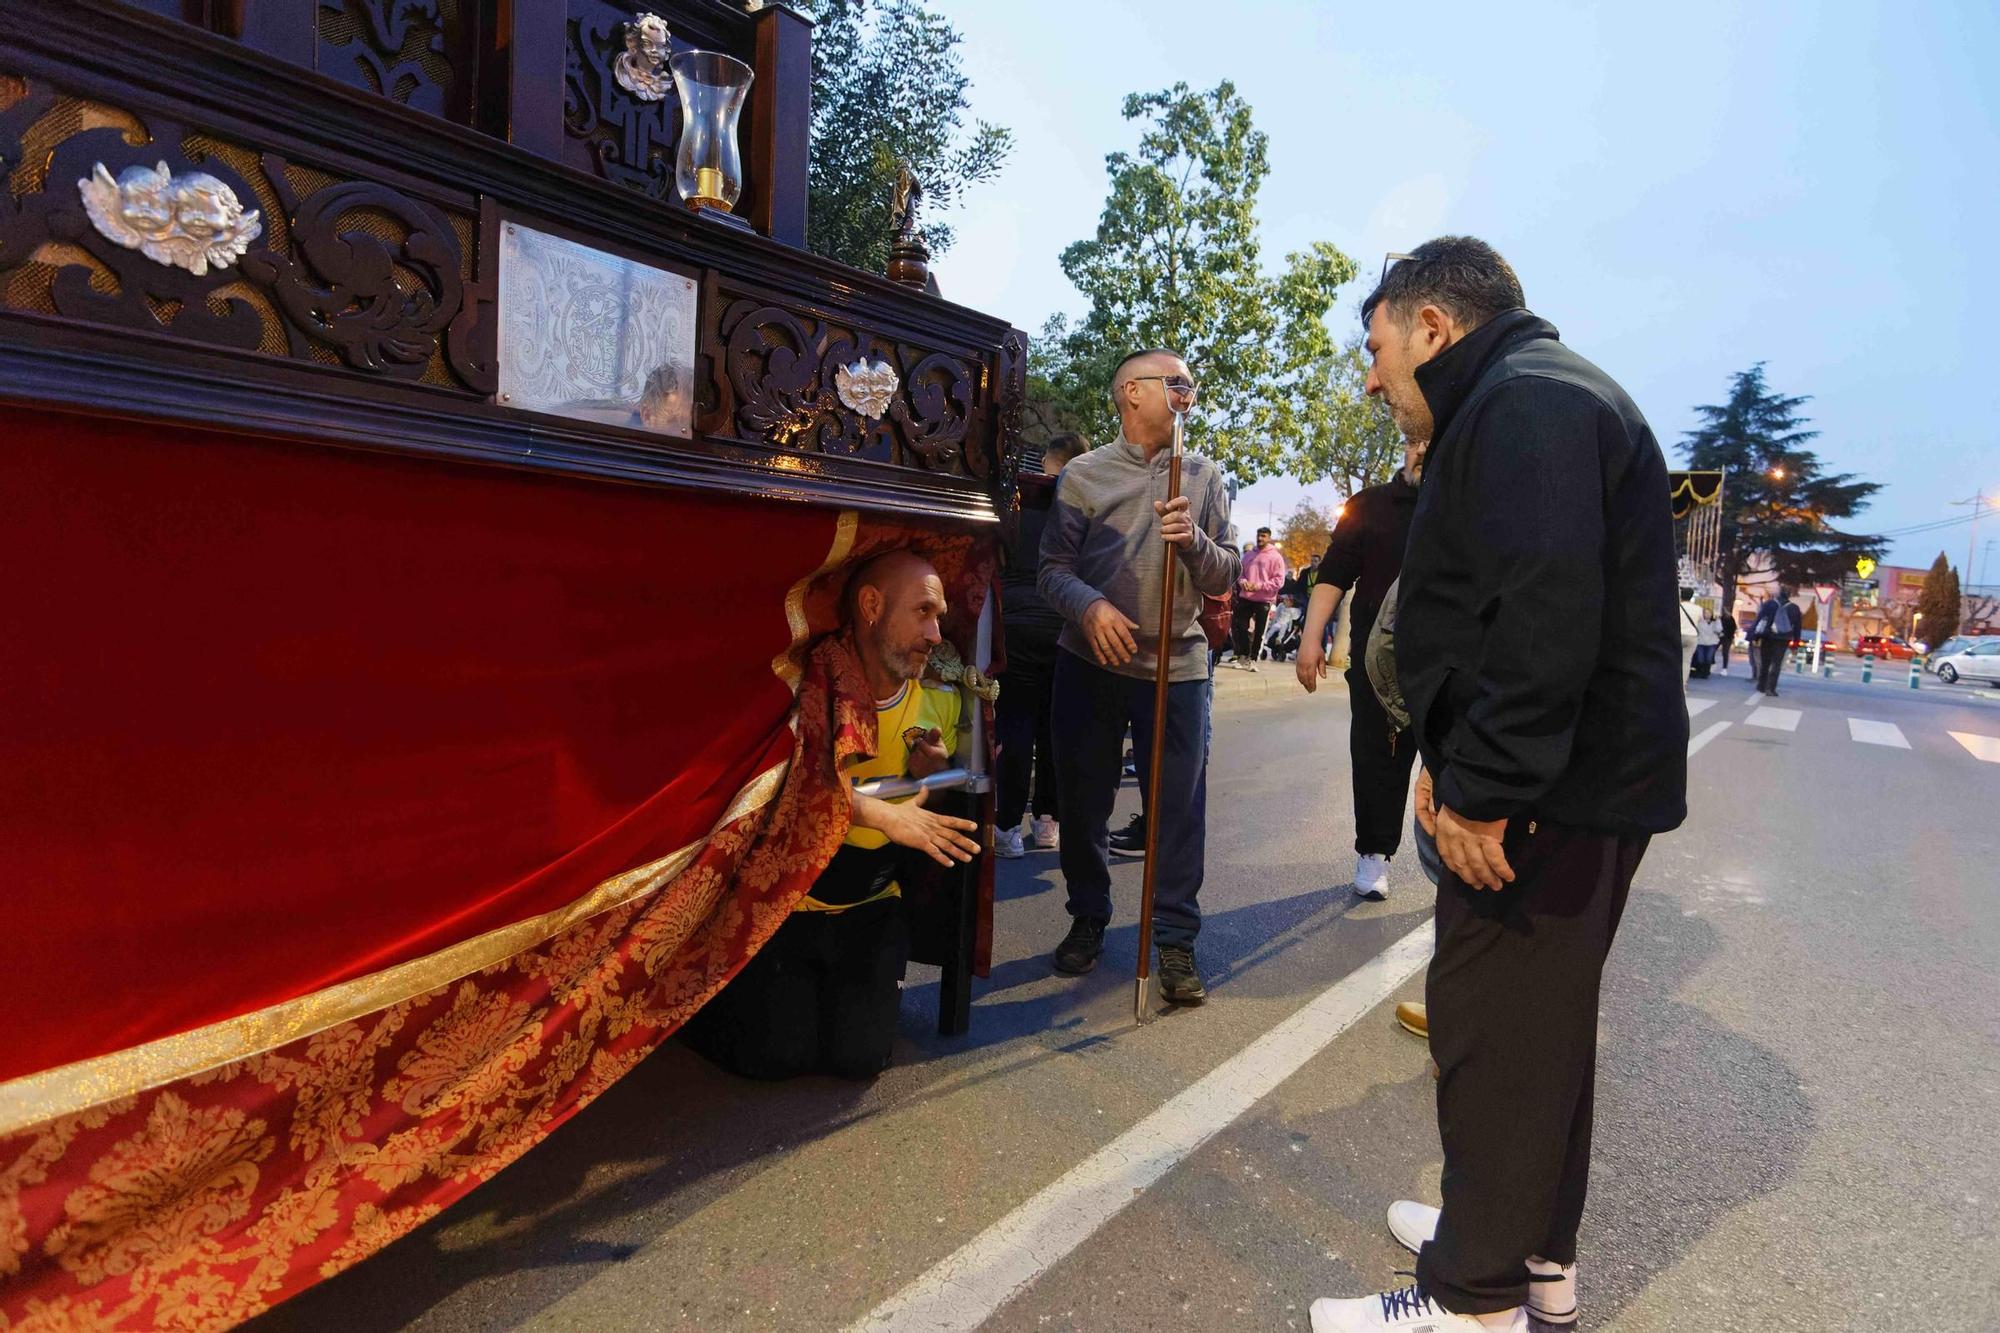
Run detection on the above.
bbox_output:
[1210,660,1349,706]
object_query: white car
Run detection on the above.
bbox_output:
[1931,639,2000,685]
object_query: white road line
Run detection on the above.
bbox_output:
[846,923,1436,1333]
[1743,688,1765,707]
[1949,732,2000,763]
[1686,697,1717,718]
[1687,719,1731,756]
[1847,718,1911,749]
[1745,707,1801,732]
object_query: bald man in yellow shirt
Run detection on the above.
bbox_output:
[686,551,982,1080]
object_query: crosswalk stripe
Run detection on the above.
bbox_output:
[1743,688,1765,707]
[1745,707,1801,732]
[1949,732,2000,763]
[1847,718,1910,749]
[1687,698,1717,718]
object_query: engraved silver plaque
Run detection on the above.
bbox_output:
[498,223,697,438]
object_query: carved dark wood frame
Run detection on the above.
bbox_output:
[0,0,1025,525]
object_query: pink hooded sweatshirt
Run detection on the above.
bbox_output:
[1240,544,1287,604]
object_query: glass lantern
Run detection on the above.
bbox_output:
[669,50,754,214]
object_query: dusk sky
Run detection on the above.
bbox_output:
[924,0,2000,579]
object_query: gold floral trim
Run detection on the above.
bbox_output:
[770,509,859,693]
[0,761,789,1138]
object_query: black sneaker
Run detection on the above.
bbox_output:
[1108,814,1146,859]
[1157,944,1206,1004]
[1053,915,1108,974]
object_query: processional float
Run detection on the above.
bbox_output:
[0,2,1027,1323]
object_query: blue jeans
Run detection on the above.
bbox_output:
[1051,649,1209,947]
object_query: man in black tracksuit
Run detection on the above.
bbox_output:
[1296,440,1425,901]
[1308,239,1687,1333]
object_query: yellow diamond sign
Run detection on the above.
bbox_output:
[1856,557,1876,579]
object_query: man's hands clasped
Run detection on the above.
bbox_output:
[1415,764,1516,892]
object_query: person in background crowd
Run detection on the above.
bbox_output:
[1753,586,1800,696]
[1307,237,1686,1333]
[1717,609,1737,675]
[1295,434,1427,901]
[1691,602,1720,679]
[1227,526,1287,668]
[684,551,981,1081]
[1677,586,1702,689]
[993,433,1089,858]
[1039,348,1238,1004]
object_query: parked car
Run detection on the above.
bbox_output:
[1925,636,1983,670]
[1932,639,2000,685]
[1853,634,1918,661]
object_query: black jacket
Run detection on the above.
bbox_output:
[1398,310,1688,834]
[1316,470,1419,651]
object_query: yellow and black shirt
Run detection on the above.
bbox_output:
[794,679,964,914]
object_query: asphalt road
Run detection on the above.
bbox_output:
[255,661,2000,1333]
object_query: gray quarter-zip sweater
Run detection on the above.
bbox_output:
[1038,432,1239,683]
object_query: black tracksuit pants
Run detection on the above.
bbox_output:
[996,631,1059,830]
[1416,822,1649,1315]
[1231,598,1271,660]
[1348,664,1418,857]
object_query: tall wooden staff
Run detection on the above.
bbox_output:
[1134,404,1186,1022]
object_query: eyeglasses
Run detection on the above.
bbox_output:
[1127,374,1199,403]
[1380,251,1416,286]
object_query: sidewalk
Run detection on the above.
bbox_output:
[1211,657,1348,705]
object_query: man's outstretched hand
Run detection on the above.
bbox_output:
[863,788,982,867]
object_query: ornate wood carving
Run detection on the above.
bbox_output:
[563,1,678,202]
[316,0,463,120]
[0,75,493,394]
[705,292,989,481]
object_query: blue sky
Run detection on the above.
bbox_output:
[925,0,2000,578]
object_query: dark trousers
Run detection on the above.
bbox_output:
[1348,665,1418,857]
[1717,638,1732,671]
[996,633,1059,829]
[682,896,909,1080]
[1416,824,1649,1314]
[1755,634,1789,692]
[1051,649,1207,946]
[1231,598,1271,660]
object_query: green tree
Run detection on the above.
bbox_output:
[804,0,1012,272]
[1679,363,1882,619]
[1915,551,1962,646]
[1039,81,1358,483]
[1287,332,1404,493]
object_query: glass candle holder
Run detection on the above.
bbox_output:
[669,50,754,213]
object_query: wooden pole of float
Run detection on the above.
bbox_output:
[1135,406,1185,1023]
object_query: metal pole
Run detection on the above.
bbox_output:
[1134,408,1184,1024]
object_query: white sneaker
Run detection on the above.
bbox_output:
[993,826,1024,859]
[1384,1203,1579,1327]
[1031,814,1060,850]
[1308,1285,1525,1332]
[1354,853,1389,900]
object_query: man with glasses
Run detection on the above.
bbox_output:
[1307,239,1686,1332]
[1038,348,1238,1003]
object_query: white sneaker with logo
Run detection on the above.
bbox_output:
[1031,814,1060,850]
[1354,853,1390,900]
[993,826,1024,859]
[1308,1285,1526,1332]
[1385,1202,1579,1327]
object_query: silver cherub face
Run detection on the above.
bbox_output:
[835,358,900,420]
[615,13,673,101]
[79,161,263,277]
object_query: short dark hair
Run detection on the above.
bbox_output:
[1043,432,1090,467]
[1111,346,1185,395]
[1361,236,1524,332]
[1256,526,1272,537]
